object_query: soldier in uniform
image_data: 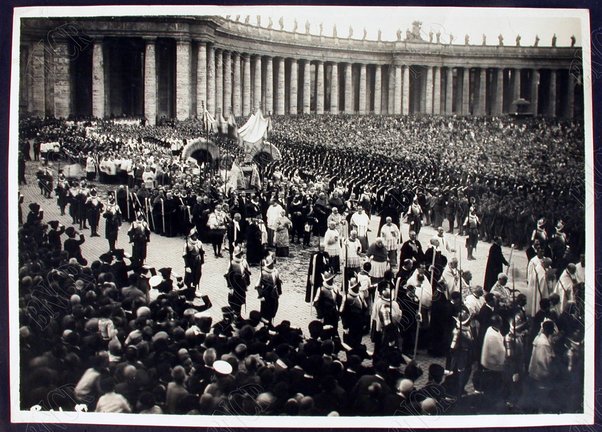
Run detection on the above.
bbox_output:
[183,228,205,298]
[463,207,480,260]
[75,180,90,230]
[341,277,367,348]
[103,192,122,253]
[406,196,424,236]
[127,211,151,269]
[85,188,103,237]
[313,271,341,329]
[256,253,282,325]
[225,246,251,319]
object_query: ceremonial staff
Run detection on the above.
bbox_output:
[309,252,317,316]
[413,248,437,359]
[511,262,517,365]
[161,197,166,235]
[126,185,131,220]
[505,244,515,276]
[146,197,155,231]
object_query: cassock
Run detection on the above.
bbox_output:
[483,243,509,291]
[527,257,548,317]
[424,246,448,283]
[399,239,424,267]
[555,268,578,313]
[305,250,331,302]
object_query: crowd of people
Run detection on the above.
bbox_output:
[17,112,586,416]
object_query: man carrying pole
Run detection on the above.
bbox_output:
[414,250,437,359]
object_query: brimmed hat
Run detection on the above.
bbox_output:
[189,227,198,237]
[157,267,171,277]
[556,219,565,230]
[322,271,335,283]
[65,227,76,237]
[348,277,361,295]
[263,254,275,269]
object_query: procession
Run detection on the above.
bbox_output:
[17,108,586,416]
[12,9,590,422]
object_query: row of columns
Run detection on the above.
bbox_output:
[24,38,579,122]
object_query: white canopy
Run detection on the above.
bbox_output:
[238,109,270,144]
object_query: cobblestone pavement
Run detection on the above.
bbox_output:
[18,161,530,389]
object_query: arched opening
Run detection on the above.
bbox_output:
[190,148,214,164]
[252,151,276,168]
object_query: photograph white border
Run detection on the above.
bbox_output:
[8,4,596,428]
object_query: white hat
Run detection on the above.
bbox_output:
[149,275,162,288]
[213,360,233,375]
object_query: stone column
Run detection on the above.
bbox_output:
[477,68,487,115]
[344,63,353,113]
[393,65,402,114]
[290,59,298,115]
[196,42,207,117]
[566,71,575,119]
[388,66,395,114]
[530,69,539,116]
[232,52,241,116]
[215,49,223,116]
[276,57,285,115]
[30,42,46,117]
[223,51,232,116]
[374,65,382,114]
[548,69,557,117]
[445,67,453,114]
[425,66,434,114]
[316,61,325,114]
[242,54,251,116]
[512,69,520,112]
[143,38,157,125]
[207,45,216,116]
[402,65,410,115]
[265,57,273,114]
[493,68,504,115]
[303,60,311,114]
[330,63,339,114]
[53,41,71,118]
[462,68,470,115]
[92,39,105,119]
[253,55,262,112]
[433,67,441,115]
[359,64,367,114]
[176,40,192,120]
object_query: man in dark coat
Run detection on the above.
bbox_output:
[399,230,424,268]
[63,227,87,265]
[47,220,65,252]
[483,236,510,291]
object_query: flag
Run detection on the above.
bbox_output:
[202,109,217,133]
[227,113,239,140]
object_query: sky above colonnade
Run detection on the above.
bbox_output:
[217,6,583,47]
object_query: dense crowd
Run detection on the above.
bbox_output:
[270,115,585,252]
[17,113,586,416]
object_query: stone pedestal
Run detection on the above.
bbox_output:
[92,40,105,119]
[143,39,156,124]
